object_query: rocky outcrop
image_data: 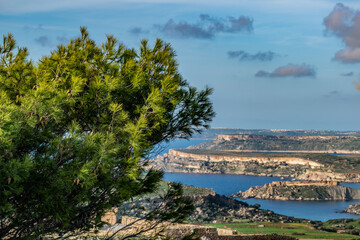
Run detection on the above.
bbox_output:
[189,134,360,153]
[235,181,360,200]
[153,149,322,176]
[168,149,323,167]
[343,203,360,215]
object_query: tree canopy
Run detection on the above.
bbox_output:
[0,27,214,239]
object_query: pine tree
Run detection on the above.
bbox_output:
[0,27,214,239]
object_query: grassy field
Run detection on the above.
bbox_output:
[206,221,360,239]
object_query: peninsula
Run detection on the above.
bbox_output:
[234,181,360,200]
[189,134,360,153]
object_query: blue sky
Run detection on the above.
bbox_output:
[2,0,360,130]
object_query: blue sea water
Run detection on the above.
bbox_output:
[164,172,360,221]
[160,139,360,221]
[155,139,209,156]
[164,173,289,196]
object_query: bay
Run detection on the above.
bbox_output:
[164,173,289,196]
[159,138,360,221]
[155,138,209,156]
[164,172,360,221]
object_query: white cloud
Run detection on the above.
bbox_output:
[255,64,316,78]
[324,3,360,63]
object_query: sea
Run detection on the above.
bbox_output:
[157,138,360,221]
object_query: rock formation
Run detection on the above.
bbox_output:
[343,203,360,215]
[234,181,360,200]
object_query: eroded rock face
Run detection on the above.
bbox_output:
[234,181,360,201]
[152,149,360,182]
[344,203,360,215]
[153,149,319,176]
[168,149,323,167]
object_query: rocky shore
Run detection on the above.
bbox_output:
[344,203,360,215]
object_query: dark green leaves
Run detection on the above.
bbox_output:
[0,27,214,239]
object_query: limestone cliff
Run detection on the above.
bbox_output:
[152,149,360,182]
[235,181,360,200]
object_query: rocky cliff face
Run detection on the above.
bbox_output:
[189,134,360,153]
[152,149,360,182]
[235,181,360,200]
[153,149,321,175]
[168,149,323,167]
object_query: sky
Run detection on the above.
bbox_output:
[1,0,360,131]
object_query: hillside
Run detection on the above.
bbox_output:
[189,134,360,153]
[118,182,305,224]
[190,128,360,140]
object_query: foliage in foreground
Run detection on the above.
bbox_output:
[0,27,214,239]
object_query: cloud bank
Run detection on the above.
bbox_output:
[157,14,253,39]
[34,36,51,47]
[56,35,69,44]
[324,3,360,63]
[340,72,354,76]
[228,50,276,61]
[129,27,149,35]
[255,64,316,78]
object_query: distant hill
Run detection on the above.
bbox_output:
[188,134,360,153]
[190,128,360,140]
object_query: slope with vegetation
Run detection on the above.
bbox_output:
[190,134,360,153]
[190,128,360,140]
[118,182,306,224]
